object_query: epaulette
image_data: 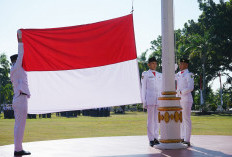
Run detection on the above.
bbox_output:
[189,72,194,78]
[141,71,148,79]
[142,71,148,76]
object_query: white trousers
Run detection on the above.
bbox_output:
[147,105,159,141]
[180,102,192,142]
[12,95,28,151]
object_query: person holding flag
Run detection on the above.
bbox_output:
[10,30,31,156]
[141,57,162,147]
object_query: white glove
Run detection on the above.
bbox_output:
[17,29,22,38]
[175,63,178,71]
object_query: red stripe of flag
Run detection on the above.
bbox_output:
[21,14,137,71]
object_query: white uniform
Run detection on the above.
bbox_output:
[176,69,194,142]
[141,69,162,141]
[10,43,30,151]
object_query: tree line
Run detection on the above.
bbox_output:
[138,0,232,111]
[0,54,13,106]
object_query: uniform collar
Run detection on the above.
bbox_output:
[149,69,156,73]
[148,69,157,77]
[180,69,189,74]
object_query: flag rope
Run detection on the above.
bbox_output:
[131,0,134,14]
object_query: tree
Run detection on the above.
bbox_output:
[198,0,232,72]
[137,50,149,77]
[137,0,232,111]
[181,0,232,109]
[0,53,12,104]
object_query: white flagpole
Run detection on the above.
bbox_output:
[155,0,187,149]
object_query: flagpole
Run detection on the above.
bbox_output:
[155,0,187,149]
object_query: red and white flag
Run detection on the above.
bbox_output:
[21,14,142,114]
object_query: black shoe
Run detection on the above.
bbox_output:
[14,150,31,156]
[154,138,160,145]
[182,141,191,147]
[149,141,155,147]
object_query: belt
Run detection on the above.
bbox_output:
[20,92,27,95]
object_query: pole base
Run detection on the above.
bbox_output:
[154,143,187,150]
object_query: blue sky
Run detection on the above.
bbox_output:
[0,0,203,58]
[0,0,226,91]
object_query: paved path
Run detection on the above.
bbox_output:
[0,135,232,157]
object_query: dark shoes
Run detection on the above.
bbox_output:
[182,141,191,147]
[154,138,160,145]
[14,150,31,156]
[149,141,155,147]
[149,138,160,147]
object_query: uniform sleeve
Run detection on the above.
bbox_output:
[141,71,148,106]
[11,43,24,73]
[175,73,178,92]
[175,72,179,81]
[175,63,178,71]
[181,73,194,95]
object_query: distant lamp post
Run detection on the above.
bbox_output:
[217,72,223,111]
[200,75,204,107]
[0,64,2,105]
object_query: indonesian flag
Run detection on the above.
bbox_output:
[21,14,142,114]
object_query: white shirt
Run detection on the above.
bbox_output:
[10,43,30,99]
[141,69,162,106]
[176,69,194,103]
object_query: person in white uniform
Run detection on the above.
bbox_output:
[176,58,194,147]
[141,57,162,147]
[10,30,31,156]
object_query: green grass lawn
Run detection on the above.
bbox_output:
[0,112,232,146]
